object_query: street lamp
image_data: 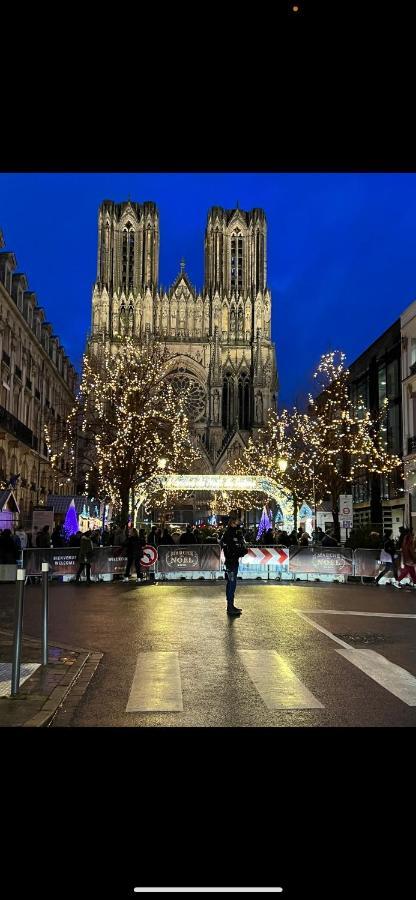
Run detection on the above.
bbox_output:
[277,457,288,474]
[311,459,317,539]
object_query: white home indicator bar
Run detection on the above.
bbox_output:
[134,890,283,894]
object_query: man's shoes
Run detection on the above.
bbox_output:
[227,607,242,616]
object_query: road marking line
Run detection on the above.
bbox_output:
[238,649,323,709]
[336,649,416,705]
[126,652,183,713]
[298,609,416,619]
[294,610,352,649]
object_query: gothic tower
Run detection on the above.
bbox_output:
[90,200,278,473]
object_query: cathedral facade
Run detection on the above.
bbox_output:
[89,200,278,473]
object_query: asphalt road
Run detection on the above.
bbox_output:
[2,578,416,726]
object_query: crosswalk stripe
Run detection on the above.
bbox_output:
[126,651,183,713]
[336,649,416,705]
[238,649,324,710]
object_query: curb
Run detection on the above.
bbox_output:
[0,628,103,728]
[47,651,103,727]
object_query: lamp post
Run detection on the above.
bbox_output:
[312,459,317,537]
[277,457,288,475]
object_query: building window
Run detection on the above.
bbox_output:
[122,223,134,292]
[222,372,235,430]
[386,358,399,400]
[378,364,387,407]
[238,372,250,430]
[353,473,370,503]
[230,235,243,293]
[387,401,401,453]
[353,376,369,419]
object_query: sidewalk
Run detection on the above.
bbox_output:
[0,628,102,727]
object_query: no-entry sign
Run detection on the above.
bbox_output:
[140,545,158,567]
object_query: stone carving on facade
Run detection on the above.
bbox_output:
[238,306,243,337]
[230,307,236,334]
[255,392,263,423]
[213,389,220,423]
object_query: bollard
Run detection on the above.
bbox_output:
[11,569,26,697]
[41,562,49,666]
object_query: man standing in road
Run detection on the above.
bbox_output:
[220,510,247,617]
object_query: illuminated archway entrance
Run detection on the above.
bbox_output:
[137,473,294,530]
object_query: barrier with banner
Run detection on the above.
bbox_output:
[156,544,221,573]
[22,546,128,577]
[13,543,393,582]
[288,545,353,576]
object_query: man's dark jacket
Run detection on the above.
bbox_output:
[221,526,246,567]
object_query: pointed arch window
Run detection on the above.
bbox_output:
[222,371,235,430]
[238,371,250,430]
[231,232,243,293]
[122,223,135,292]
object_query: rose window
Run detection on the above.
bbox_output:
[166,370,206,422]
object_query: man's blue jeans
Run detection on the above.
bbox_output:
[225,564,238,607]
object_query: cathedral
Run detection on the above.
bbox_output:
[90,200,278,474]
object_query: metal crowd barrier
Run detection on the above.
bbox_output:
[0,544,395,584]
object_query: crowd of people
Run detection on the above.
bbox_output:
[3,518,416,589]
[0,519,339,567]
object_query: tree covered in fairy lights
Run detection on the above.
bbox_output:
[308,351,402,539]
[224,350,402,539]
[45,339,201,523]
[223,407,325,530]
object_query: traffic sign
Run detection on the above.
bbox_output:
[140,545,158,567]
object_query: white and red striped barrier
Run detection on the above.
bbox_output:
[241,547,289,566]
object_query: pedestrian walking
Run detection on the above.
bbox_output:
[220,510,247,617]
[51,523,64,547]
[0,528,18,564]
[69,529,82,547]
[375,529,398,584]
[393,529,416,588]
[14,522,28,551]
[122,528,143,581]
[179,524,197,545]
[75,530,94,584]
[160,525,174,545]
[36,525,51,548]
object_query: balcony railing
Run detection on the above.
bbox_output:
[0,403,35,450]
[408,435,416,455]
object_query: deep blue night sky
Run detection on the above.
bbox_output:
[0,172,415,407]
